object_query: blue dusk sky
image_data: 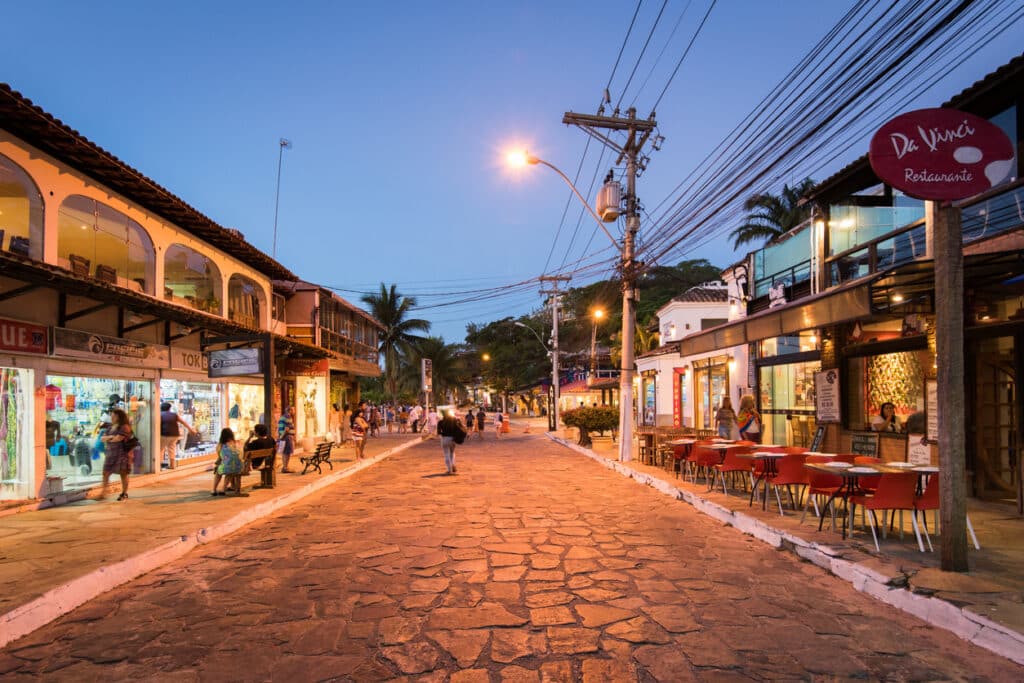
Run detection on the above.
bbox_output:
[2,2,1021,341]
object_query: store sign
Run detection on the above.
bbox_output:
[53,327,169,368]
[0,317,47,354]
[907,434,931,466]
[869,108,1014,201]
[814,369,840,423]
[926,379,938,441]
[421,358,433,393]
[280,358,329,376]
[171,348,210,372]
[209,348,261,377]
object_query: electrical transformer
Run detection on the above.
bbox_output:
[595,180,622,222]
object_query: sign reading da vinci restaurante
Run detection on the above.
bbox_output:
[869,108,1014,201]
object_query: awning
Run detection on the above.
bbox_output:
[677,275,876,356]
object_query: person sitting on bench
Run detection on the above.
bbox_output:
[245,424,277,469]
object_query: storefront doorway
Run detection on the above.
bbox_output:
[969,334,1022,513]
[693,357,729,431]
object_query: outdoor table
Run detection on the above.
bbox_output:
[803,452,837,458]
[874,462,939,495]
[666,438,696,446]
[736,451,788,509]
[804,462,877,538]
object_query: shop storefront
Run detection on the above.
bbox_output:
[44,375,153,491]
[158,379,220,462]
[1,317,45,500]
[692,356,730,431]
[1,366,34,500]
[227,383,265,438]
[44,328,165,493]
[640,371,657,426]
[281,358,329,447]
[755,332,820,446]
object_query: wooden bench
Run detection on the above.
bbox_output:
[244,447,277,489]
[300,441,334,475]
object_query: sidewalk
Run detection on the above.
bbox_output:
[548,426,1024,665]
[0,431,424,648]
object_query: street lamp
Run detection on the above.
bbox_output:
[508,151,638,463]
[589,308,605,386]
[272,138,292,260]
[514,321,558,431]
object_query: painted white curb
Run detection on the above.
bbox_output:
[0,439,420,650]
[548,434,1024,666]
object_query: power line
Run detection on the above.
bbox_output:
[650,0,717,113]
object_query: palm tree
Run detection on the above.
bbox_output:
[361,283,431,400]
[729,178,816,249]
[610,323,661,369]
[396,337,465,405]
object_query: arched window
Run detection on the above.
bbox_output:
[164,244,222,315]
[227,274,265,328]
[57,195,155,293]
[0,152,44,260]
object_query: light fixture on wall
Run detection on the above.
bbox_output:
[727,356,736,372]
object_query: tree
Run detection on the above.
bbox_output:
[361,283,431,401]
[396,337,466,405]
[562,406,618,447]
[610,322,660,370]
[728,178,816,249]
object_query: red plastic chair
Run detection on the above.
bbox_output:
[853,456,882,493]
[800,456,844,525]
[689,443,721,486]
[914,474,980,551]
[766,453,809,516]
[713,446,754,495]
[849,472,923,552]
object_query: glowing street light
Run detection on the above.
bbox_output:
[589,308,605,385]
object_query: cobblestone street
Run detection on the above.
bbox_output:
[2,432,1020,681]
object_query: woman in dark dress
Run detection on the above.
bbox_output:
[100,408,134,501]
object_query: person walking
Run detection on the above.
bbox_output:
[277,406,296,473]
[494,410,504,438]
[351,402,369,459]
[716,397,738,440]
[437,408,465,475]
[465,408,475,436]
[341,404,353,446]
[99,408,135,501]
[159,401,197,470]
[212,428,244,496]
[737,394,762,444]
[475,407,486,439]
[328,403,343,444]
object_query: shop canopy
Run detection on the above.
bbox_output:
[0,251,329,360]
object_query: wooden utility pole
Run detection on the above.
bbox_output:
[930,200,968,571]
[540,275,571,431]
[563,108,656,462]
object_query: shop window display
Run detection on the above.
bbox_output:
[227,384,265,440]
[295,376,327,439]
[1,367,34,500]
[758,361,819,446]
[846,350,927,431]
[44,376,152,492]
[693,357,729,430]
[159,380,221,462]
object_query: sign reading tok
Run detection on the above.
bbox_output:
[869,108,1014,201]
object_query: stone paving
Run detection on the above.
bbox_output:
[2,431,1021,681]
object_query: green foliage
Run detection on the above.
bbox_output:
[562,406,618,432]
[361,283,431,400]
[729,179,816,249]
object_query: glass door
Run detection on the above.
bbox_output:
[971,335,1020,512]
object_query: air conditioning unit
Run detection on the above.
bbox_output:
[596,180,622,222]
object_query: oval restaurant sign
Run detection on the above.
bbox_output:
[869,108,1014,201]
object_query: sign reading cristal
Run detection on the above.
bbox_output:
[869,108,1014,201]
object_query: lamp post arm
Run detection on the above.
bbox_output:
[513,322,549,352]
[532,158,620,250]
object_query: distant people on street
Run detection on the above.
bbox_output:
[476,407,486,439]
[437,408,465,475]
[398,405,409,433]
[277,406,296,473]
[369,405,381,436]
[328,403,343,444]
[351,402,369,459]
[716,397,738,440]
[494,411,504,437]
[465,408,475,435]
[426,408,439,435]
[99,408,135,501]
[737,394,762,444]
[159,401,197,470]
[410,404,423,433]
[212,428,244,496]
[385,405,395,433]
[341,404,353,445]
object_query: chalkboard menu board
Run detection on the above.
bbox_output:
[850,432,879,457]
[810,425,826,452]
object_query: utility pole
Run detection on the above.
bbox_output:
[562,107,656,462]
[540,275,571,432]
